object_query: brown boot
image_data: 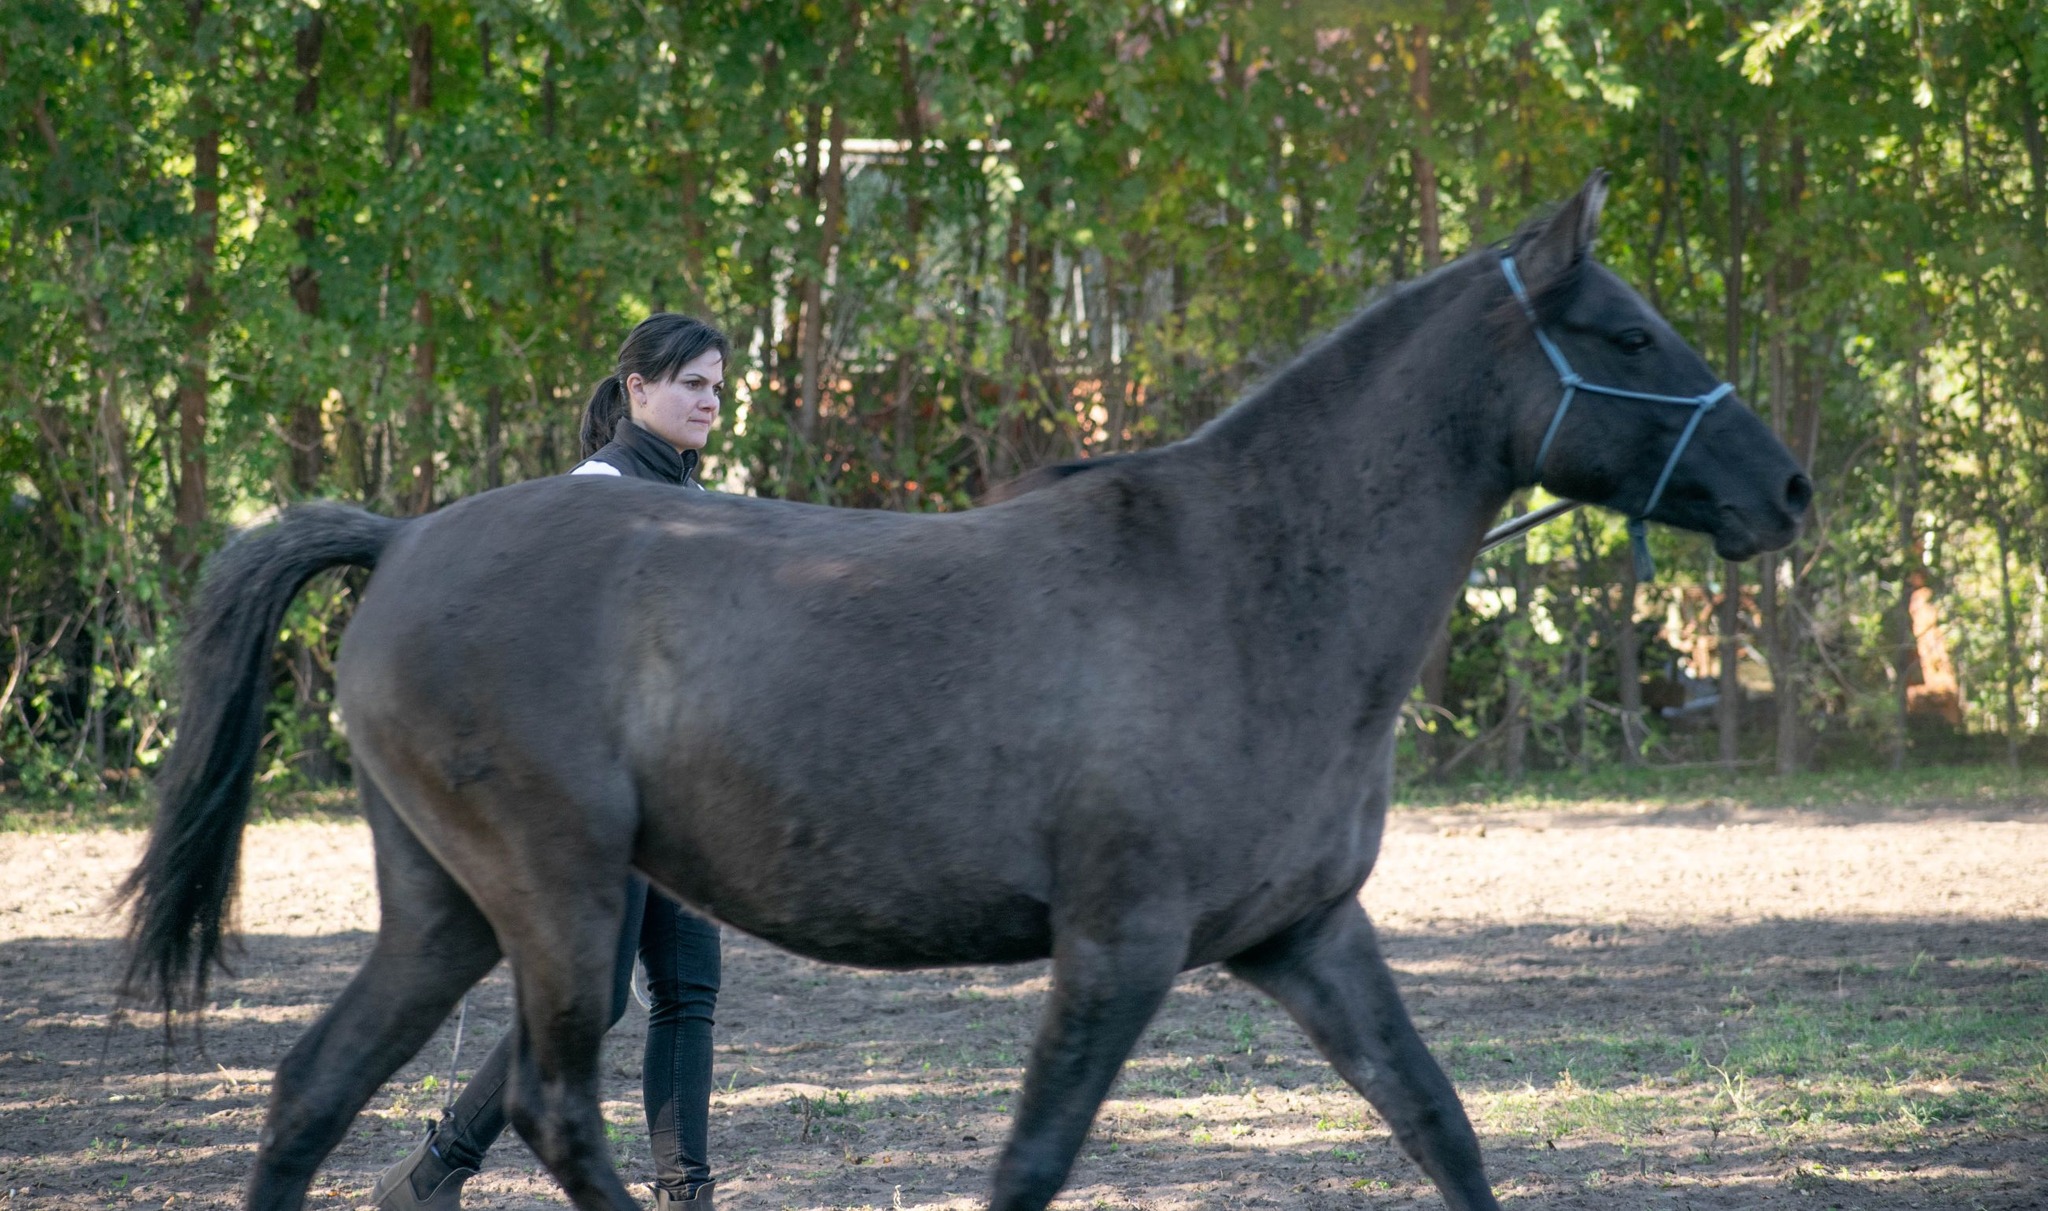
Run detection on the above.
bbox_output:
[369,1131,478,1210]
[651,1181,714,1210]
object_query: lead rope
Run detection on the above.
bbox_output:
[1499,254,1734,581]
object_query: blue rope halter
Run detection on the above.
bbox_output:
[1500,254,1734,581]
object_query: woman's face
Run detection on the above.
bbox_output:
[627,349,725,452]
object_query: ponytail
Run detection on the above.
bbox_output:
[579,374,629,458]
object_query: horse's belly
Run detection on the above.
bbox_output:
[647,857,1054,969]
[712,884,1054,969]
[634,797,1055,970]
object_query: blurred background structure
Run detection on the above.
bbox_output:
[3,0,2044,795]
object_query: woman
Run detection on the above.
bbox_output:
[373,313,732,1211]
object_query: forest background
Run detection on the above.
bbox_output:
[2,0,2044,797]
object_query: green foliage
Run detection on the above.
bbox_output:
[2,0,2043,792]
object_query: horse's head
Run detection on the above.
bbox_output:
[1496,171,1810,561]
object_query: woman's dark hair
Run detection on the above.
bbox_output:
[580,313,733,457]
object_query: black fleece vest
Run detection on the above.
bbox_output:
[578,419,703,488]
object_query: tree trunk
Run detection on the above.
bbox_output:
[1723,120,1745,383]
[1503,498,1530,781]
[672,40,708,314]
[1103,249,1128,452]
[792,12,862,461]
[1893,296,1926,770]
[83,295,129,520]
[1995,508,2022,769]
[1410,25,1440,269]
[799,102,847,449]
[484,381,504,490]
[1760,547,1788,767]
[1717,562,1742,768]
[539,42,559,303]
[1756,126,1790,775]
[791,99,825,449]
[889,32,928,492]
[173,0,220,570]
[408,289,436,511]
[1761,269,1787,772]
[1022,180,1060,461]
[1717,123,1745,767]
[1616,549,1645,767]
[1418,622,1451,776]
[282,5,343,785]
[286,7,325,497]
[1567,530,1589,766]
[2016,58,2048,242]
[399,18,436,514]
[1774,133,1813,774]
[406,18,436,514]
[1893,431,1919,772]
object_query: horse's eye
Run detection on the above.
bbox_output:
[1615,328,1654,353]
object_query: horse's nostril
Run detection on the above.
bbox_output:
[1785,473,1813,515]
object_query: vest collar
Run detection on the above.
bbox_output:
[613,419,697,486]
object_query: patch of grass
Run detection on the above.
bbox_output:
[1227,1012,1261,1055]
[0,791,155,833]
[1397,761,2048,815]
[1451,959,2048,1149]
[1120,1055,1214,1098]
[1701,969,2048,1139]
[1474,1073,1675,1142]
[0,785,359,833]
[1438,1029,1693,1088]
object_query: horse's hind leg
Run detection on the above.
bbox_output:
[1228,898,1500,1211]
[246,779,500,1211]
[351,729,640,1210]
[491,877,640,1209]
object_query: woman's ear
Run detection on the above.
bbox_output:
[623,372,646,411]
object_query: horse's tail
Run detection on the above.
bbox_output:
[119,501,405,1013]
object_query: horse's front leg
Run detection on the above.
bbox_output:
[990,901,1186,1211]
[1228,896,1500,1211]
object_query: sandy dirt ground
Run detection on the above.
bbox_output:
[2,799,2043,1209]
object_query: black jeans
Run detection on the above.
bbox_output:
[433,879,721,1190]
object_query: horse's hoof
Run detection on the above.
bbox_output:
[369,1130,477,1210]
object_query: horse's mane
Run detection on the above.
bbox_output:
[979,452,1144,504]
[979,271,1458,506]
[980,233,1581,506]
[1198,257,1483,447]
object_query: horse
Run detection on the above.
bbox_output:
[121,173,1809,1211]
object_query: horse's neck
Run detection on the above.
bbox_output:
[1188,264,1516,676]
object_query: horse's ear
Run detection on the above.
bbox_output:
[1517,169,1609,292]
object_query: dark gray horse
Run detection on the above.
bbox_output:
[122,174,1808,1211]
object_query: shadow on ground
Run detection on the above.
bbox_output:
[3,915,2042,1209]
